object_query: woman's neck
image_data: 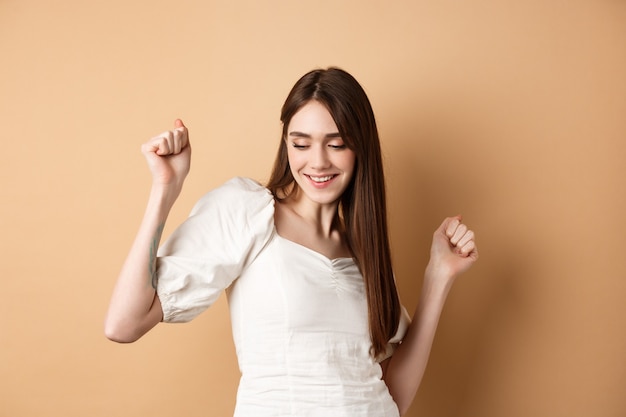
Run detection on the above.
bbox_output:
[282,190,341,238]
[273,194,351,260]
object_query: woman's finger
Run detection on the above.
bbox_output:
[455,229,475,250]
[172,128,183,154]
[450,223,468,246]
[459,239,477,257]
[142,135,167,156]
[444,216,461,238]
[157,132,172,155]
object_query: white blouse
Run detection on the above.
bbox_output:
[156,177,409,417]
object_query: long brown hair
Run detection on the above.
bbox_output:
[267,67,401,357]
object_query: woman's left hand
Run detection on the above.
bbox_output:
[425,216,478,284]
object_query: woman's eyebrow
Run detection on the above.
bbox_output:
[288,131,342,138]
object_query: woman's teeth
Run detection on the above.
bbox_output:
[309,175,334,183]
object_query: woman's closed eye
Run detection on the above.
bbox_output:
[328,144,347,150]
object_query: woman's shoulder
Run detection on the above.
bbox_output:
[191,177,274,217]
[222,176,269,194]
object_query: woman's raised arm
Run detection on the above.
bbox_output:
[383,216,478,415]
[104,119,191,343]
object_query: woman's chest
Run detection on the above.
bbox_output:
[227,234,369,338]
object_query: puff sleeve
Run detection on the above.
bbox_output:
[156,177,275,323]
[378,305,412,362]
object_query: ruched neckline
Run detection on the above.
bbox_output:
[275,233,355,265]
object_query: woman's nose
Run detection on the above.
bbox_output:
[311,146,331,169]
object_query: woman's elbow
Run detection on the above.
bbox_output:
[104,317,143,343]
[104,297,162,342]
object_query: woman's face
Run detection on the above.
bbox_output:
[286,100,356,207]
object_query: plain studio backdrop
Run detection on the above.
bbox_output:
[1,1,625,416]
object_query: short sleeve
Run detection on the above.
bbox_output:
[156,177,275,323]
[377,305,411,362]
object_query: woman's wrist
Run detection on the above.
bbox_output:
[143,184,182,223]
[423,263,456,296]
[149,182,182,206]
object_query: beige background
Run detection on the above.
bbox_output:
[1,1,625,416]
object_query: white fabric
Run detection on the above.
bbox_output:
[156,177,409,417]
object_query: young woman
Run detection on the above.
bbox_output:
[105,67,478,416]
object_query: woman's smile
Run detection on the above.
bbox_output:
[286,100,356,207]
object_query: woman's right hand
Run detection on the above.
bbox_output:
[141,119,191,190]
